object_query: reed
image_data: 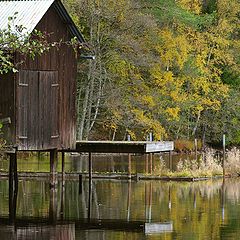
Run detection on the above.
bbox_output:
[225,147,240,176]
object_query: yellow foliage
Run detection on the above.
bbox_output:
[177,0,202,14]
[141,95,156,108]
[166,107,180,121]
[107,52,134,80]
[131,109,166,140]
[126,130,137,140]
[155,29,190,70]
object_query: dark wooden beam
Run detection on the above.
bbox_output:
[73,141,174,154]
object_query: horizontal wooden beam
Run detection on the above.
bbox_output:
[72,141,174,154]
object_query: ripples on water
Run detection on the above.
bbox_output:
[0,155,239,239]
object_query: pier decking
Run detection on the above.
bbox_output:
[74,141,174,153]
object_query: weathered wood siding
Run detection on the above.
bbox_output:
[17,70,60,150]
[15,5,77,150]
[0,73,15,144]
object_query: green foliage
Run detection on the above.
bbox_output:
[0,15,51,74]
[0,13,81,74]
[143,0,216,30]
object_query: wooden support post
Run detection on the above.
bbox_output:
[60,180,65,220]
[9,154,14,222]
[88,174,92,221]
[145,154,149,174]
[9,153,14,189]
[221,179,225,222]
[88,152,92,181]
[169,151,172,171]
[61,152,65,184]
[149,132,153,142]
[127,180,132,221]
[9,153,18,185]
[168,186,171,210]
[149,154,153,175]
[223,134,226,177]
[145,183,148,220]
[88,152,93,221]
[148,182,152,222]
[149,133,153,175]
[128,154,131,179]
[8,152,18,224]
[79,174,83,195]
[127,135,131,179]
[49,187,58,225]
[50,149,58,188]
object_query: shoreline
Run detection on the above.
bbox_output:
[0,171,228,182]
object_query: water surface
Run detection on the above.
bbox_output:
[0,153,194,173]
[0,177,240,239]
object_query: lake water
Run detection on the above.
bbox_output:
[0,152,195,173]
[0,154,239,239]
[1,177,240,239]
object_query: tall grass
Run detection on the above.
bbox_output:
[225,147,240,176]
[153,148,240,178]
[176,150,222,177]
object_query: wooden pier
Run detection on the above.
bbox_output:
[64,141,173,185]
[5,140,174,189]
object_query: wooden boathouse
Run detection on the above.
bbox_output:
[0,0,84,151]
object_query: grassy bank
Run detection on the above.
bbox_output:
[152,148,240,178]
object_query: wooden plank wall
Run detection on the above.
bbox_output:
[15,6,77,150]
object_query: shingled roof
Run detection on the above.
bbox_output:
[0,0,84,42]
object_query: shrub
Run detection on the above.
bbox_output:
[174,139,202,152]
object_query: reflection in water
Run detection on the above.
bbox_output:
[0,153,196,174]
[1,178,240,239]
[0,224,75,240]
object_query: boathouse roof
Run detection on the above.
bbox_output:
[0,0,84,42]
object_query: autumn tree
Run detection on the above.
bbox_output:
[64,0,240,145]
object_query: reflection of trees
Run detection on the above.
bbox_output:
[2,179,240,239]
[0,224,76,240]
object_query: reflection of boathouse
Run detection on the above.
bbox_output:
[0,224,75,240]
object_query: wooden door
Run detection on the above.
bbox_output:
[39,71,60,149]
[17,70,60,150]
